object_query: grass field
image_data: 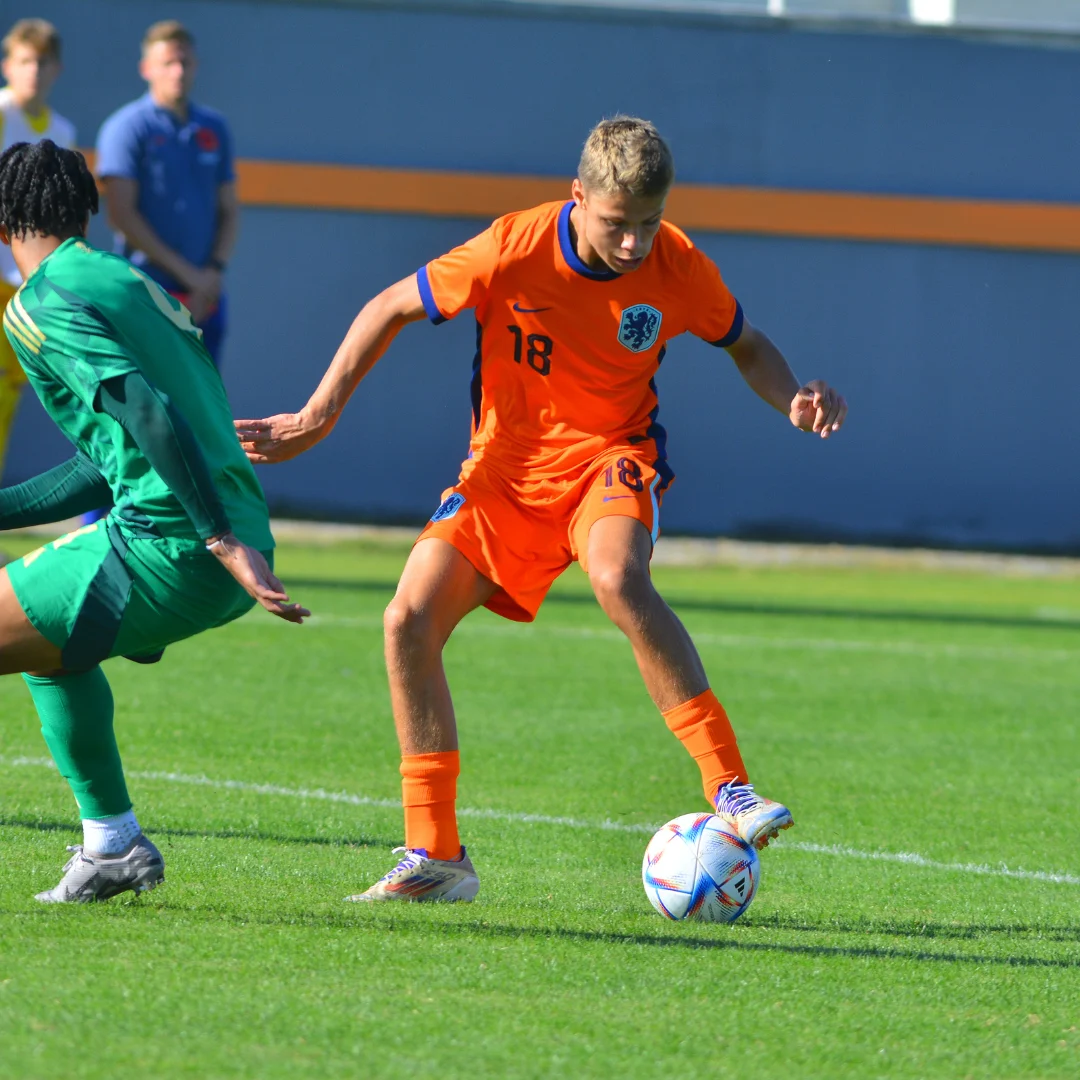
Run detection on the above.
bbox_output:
[1,532,1079,1079]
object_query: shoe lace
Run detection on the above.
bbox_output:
[377,846,427,883]
[60,845,87,873]
[716,782,763,816]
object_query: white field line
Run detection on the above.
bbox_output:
[4,755,1079,887]
[283,614,1080,664]
[783,842,1080,887]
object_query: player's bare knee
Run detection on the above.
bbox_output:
[590,561,653,620]
[383,596,416,640]
[0,646,62,678]
[383,597,437,653]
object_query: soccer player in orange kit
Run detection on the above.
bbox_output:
[238,117,847,902]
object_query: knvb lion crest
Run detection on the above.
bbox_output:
[618,304,662,353]
[431,493,466,522]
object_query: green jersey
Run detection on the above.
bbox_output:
[2,238,273,550]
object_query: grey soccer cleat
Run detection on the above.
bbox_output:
[34,834,165,904]
[344,846,479,903]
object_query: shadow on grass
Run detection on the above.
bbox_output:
[0,817,394,851]
[262,913,1080,969]
[441,917,1080,969]
[744,910,1080,945]
[285,578,1080,635]
[52,899,1073,971]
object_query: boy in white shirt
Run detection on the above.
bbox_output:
[0,18,75,481]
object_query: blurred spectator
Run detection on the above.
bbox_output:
[96,20,238,367]
[0,18,74,483]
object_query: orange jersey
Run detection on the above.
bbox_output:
[417,200,743,482]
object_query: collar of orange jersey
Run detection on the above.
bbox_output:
[558,201,619,282]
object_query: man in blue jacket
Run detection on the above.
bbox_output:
[96,19,238,367]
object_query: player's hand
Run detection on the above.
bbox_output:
[187,294,210,324]
[208,533,310,623]
[789,380,847,439]
[186,267,223,324]
[234,411,330,464]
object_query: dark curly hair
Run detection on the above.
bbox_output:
[0,140,98,240]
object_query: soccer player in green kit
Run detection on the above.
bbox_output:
[0,140,309,903]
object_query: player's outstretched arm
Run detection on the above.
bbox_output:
[725,320,847,439]
[236,275,427,464]
[0,454,113,531]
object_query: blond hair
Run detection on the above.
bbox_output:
[142,20,195,53]
[3,18,62,61]
[577,116,674,198]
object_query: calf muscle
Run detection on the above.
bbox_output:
[384,538,498,754]
[587,516,708,710]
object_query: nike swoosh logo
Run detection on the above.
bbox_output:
[512,302,552,313]
[602,495,635,502]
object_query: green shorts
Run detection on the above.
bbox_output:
[7,519,268,670]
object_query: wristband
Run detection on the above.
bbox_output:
[206,537,226,552]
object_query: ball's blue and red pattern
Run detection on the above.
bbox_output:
[642,812,759,923]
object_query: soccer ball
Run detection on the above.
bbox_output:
[642,812,759,923]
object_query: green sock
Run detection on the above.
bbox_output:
[23,667,133,820]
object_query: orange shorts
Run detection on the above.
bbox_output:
[420,444,673,622]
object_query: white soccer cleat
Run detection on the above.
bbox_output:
[34,835,165,903]
[713,781,794,851]
[344,846,480,903]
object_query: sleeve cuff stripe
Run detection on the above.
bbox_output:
[416,266,447,325]
[709,300,744,348]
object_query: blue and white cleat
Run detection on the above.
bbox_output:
[344,846,480,903]
[713,782,794,851]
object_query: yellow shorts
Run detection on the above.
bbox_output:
[0,278,27,480]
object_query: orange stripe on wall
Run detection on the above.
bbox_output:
[80,149,1080,254]
[238,159,569,221]
[669,184,1080,254]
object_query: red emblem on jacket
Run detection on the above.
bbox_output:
[195,127,219,152]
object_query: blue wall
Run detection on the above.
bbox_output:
[5,0,1080,549]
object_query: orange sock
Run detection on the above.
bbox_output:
[400,750,461,861]
[662,689,747,805]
